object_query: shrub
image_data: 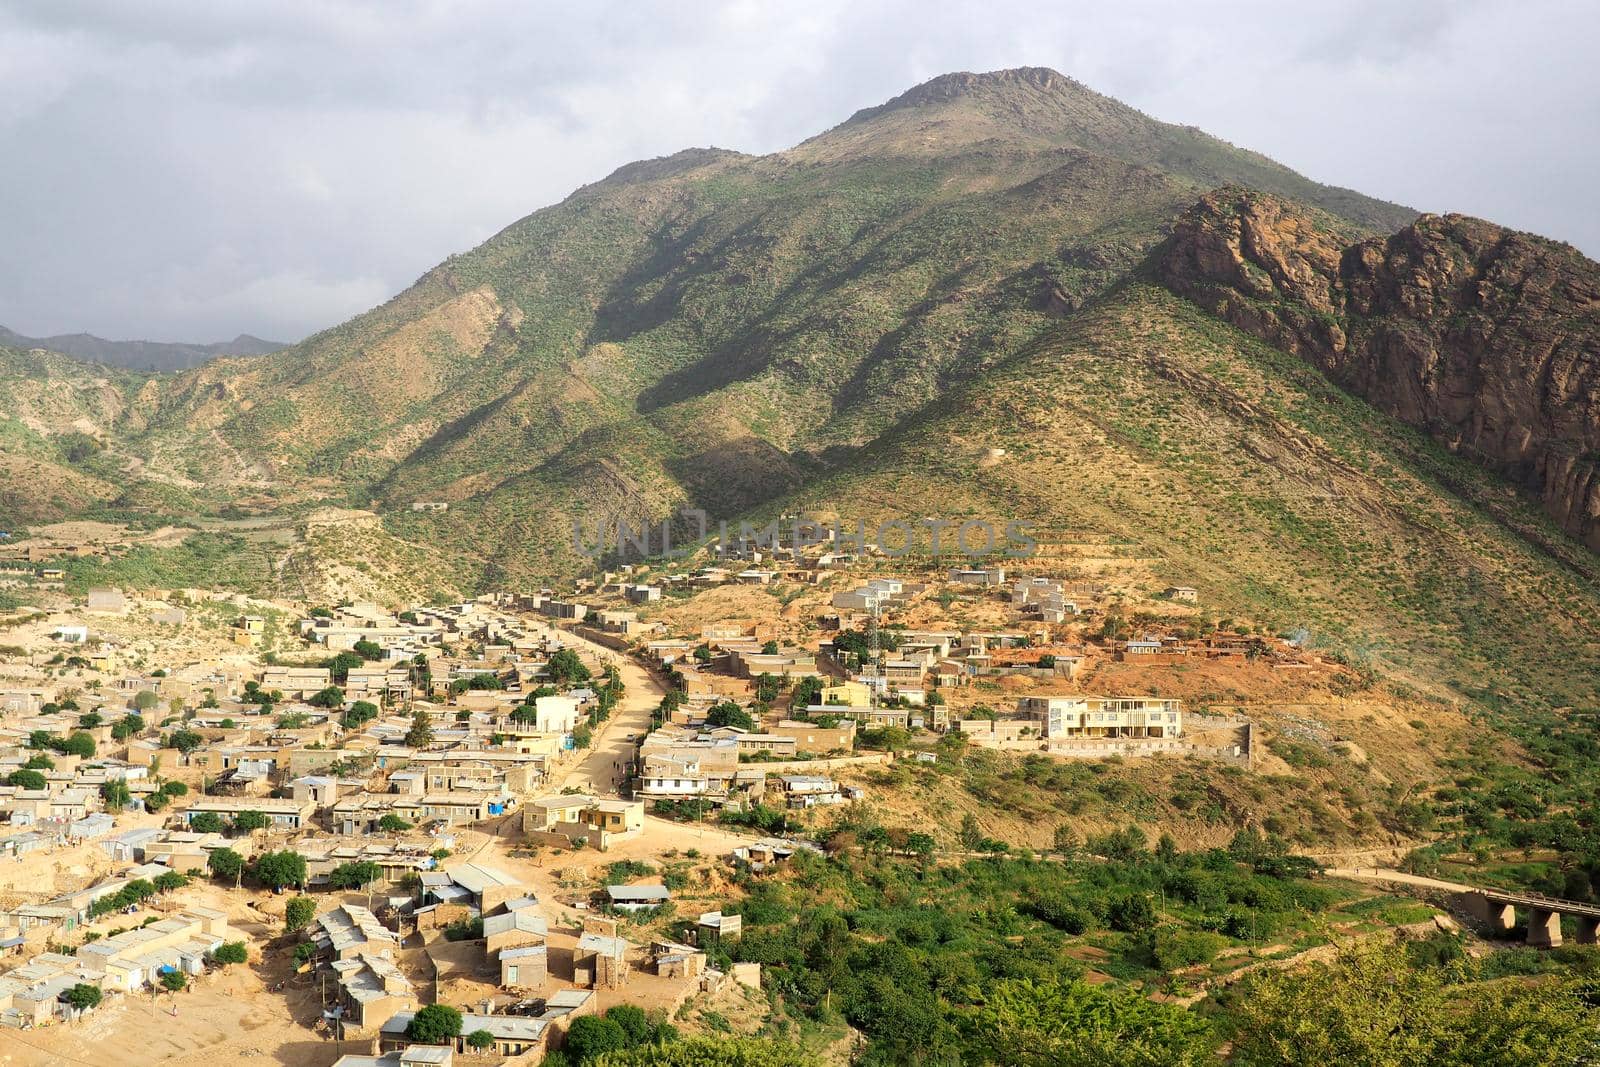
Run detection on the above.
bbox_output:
[604,1004,653,1046]
[65,983,103,1011]
[566,1015,628,1062]
[211,941,248,966]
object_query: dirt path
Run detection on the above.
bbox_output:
[554,627,664,796]
[1324,867,1476,894]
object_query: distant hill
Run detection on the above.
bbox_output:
[0,325,284,371]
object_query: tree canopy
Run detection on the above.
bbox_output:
[253,850,307,890]
[705,702,756,731]
[407,1003,464,1044]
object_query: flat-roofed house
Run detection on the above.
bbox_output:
[181,796,314,829]
[573,930,628,989]
[309,903,401,961]
[605,884,670,912]
[483,906,548,955]
[329,949,416,1029]
[521,794,644,849]
[381,1010,549,1058]
[498,943,548,990]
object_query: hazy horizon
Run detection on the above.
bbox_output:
[1,0,1595,344]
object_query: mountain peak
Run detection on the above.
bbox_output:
[864,67,1079,113]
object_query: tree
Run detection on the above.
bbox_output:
[405,707,433,748]
[959,813,984,851]
[211,941,248,966]
[1230,939,1600,1066]
[161,780,188,796]
[100,778,132,809]
[753,673,781,703]
[604,1004,653,1046]
[377,813,413,832]
[133,689,160,711]
[906,833,936,862]
[308,685,345,708]
[1052,824,1079,857]
[160,969,187,993]
[1108,893,1156,933]
[23,753,54,770]
[327,651,364,683]
[705,702,756,731]
[254,850,307,891]
[761,639,780,655]
[968,976,1213,1067]
[59,732,95,757]
[207,847,244,882]
[566,1015,628,1062]
[5,768,45,790]
[591,1037,808,1067]
[407,1003,464,1044]
[152,870,188,894]
[191,812,226,835]
[342,700,380,730]
[232,810,271,833]
[166,729,204,754]
[466,1030,495,1051]
[78,711,103,728]
[65,983,103,1011]
[144,790,168,813]
[283,895,316,932]
[329,860,383,889]
[353,638,383,661]
[790,676,823,710]
[111,714,145,741]
[546,648,591,686]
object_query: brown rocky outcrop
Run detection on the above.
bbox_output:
[1159,188,1600,551]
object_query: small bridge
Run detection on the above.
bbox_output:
[1458,887,1600,948]
[1328,867,1600,948]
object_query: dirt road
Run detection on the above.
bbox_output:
[548,624,664,796]
[1324,867,1476,893]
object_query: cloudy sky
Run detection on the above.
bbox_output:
[1,0,1594,343]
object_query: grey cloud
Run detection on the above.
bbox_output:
[0,0,1593,343]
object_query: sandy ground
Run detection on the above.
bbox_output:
[2,978,336,1067]
[0,876,332,1067]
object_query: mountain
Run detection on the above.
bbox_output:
[2,65,1593,629]
[1,62,1595,778]
[0,345,149,523]
[68,69,1410,567]
[0,326,284,372]
[1156,188,1600,551]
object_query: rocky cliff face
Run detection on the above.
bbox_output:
[1159,189,1600,551]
